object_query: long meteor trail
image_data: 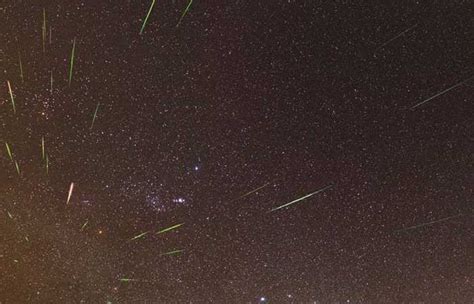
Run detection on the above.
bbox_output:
[411,76,473,109]
[394,214,465,233]
[68,38,76,86]
[270,184,333,212]
[374,24,417,54]
[176,0,193,27]
[140,0,156,34]
[156,223,183,234]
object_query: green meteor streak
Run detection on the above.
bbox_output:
[231,183,270,202]
[156,223,183,234]
[176,0,193,27]
[160,249,184,257]
[140,0,156,34]
[45,153,49,174]
[269,184,333,212]
[14,160,20,176]
[90,102,100,129]
[128,231,149,241]
[68,38,76,86]
[81,220,88,231]
[5,142,13,161]
[7,80,16,114]
[119,278,139,282]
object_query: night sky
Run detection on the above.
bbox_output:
[1,1,473,303]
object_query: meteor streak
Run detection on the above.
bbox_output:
[231,183,270,202]
[374,24,417,54]
[45,154,49,174]
[160,249,184,256]
[68,38,76,86]
[7,80,16,113]
[90,102,100,129]
[270,184,333,212]
[140,0,156,34]
[128,231,149,241]
[156,223,183,234]
[14,161,20,176]
[41,137,45,160]
[411,76,473,109]
[394,214,465,233]
[5,142,13,161]
[119,278,139,282]
[66,182,74,204]
[18,53,24,83]
[42,9,47,52]
[176,0,193,27]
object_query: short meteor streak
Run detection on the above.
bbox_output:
[176,0,193,27]
[270,184,333,212]
[66,182,74,204]
[90,102,100,129]
[119,278,143,283]
[18,53,24,83]
[80,220,88,231]
[394,214,465,233]
[41,137,45,160]
[156,223,183,234]
[231,183,270,202]
[140,0,156,34]
[50,71,53,93]
[411,76,474,109]
[160,249,184,256]
[5,142,13,161]
[7,80,16,114]
[128,231,149,242]
[68,38,76,86]
[7,211,13,219]
[45,154,49,174]
[14,161,20,176]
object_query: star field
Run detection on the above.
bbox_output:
[1,1,473,303]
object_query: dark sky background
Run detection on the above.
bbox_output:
[1,1,473,303]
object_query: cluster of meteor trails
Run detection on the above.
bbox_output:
[3,1,470,288]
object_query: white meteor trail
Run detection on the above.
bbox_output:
[394,214,465,233]
[270,184,333,212]
[411,76,473,109]
[66,182,74,204]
